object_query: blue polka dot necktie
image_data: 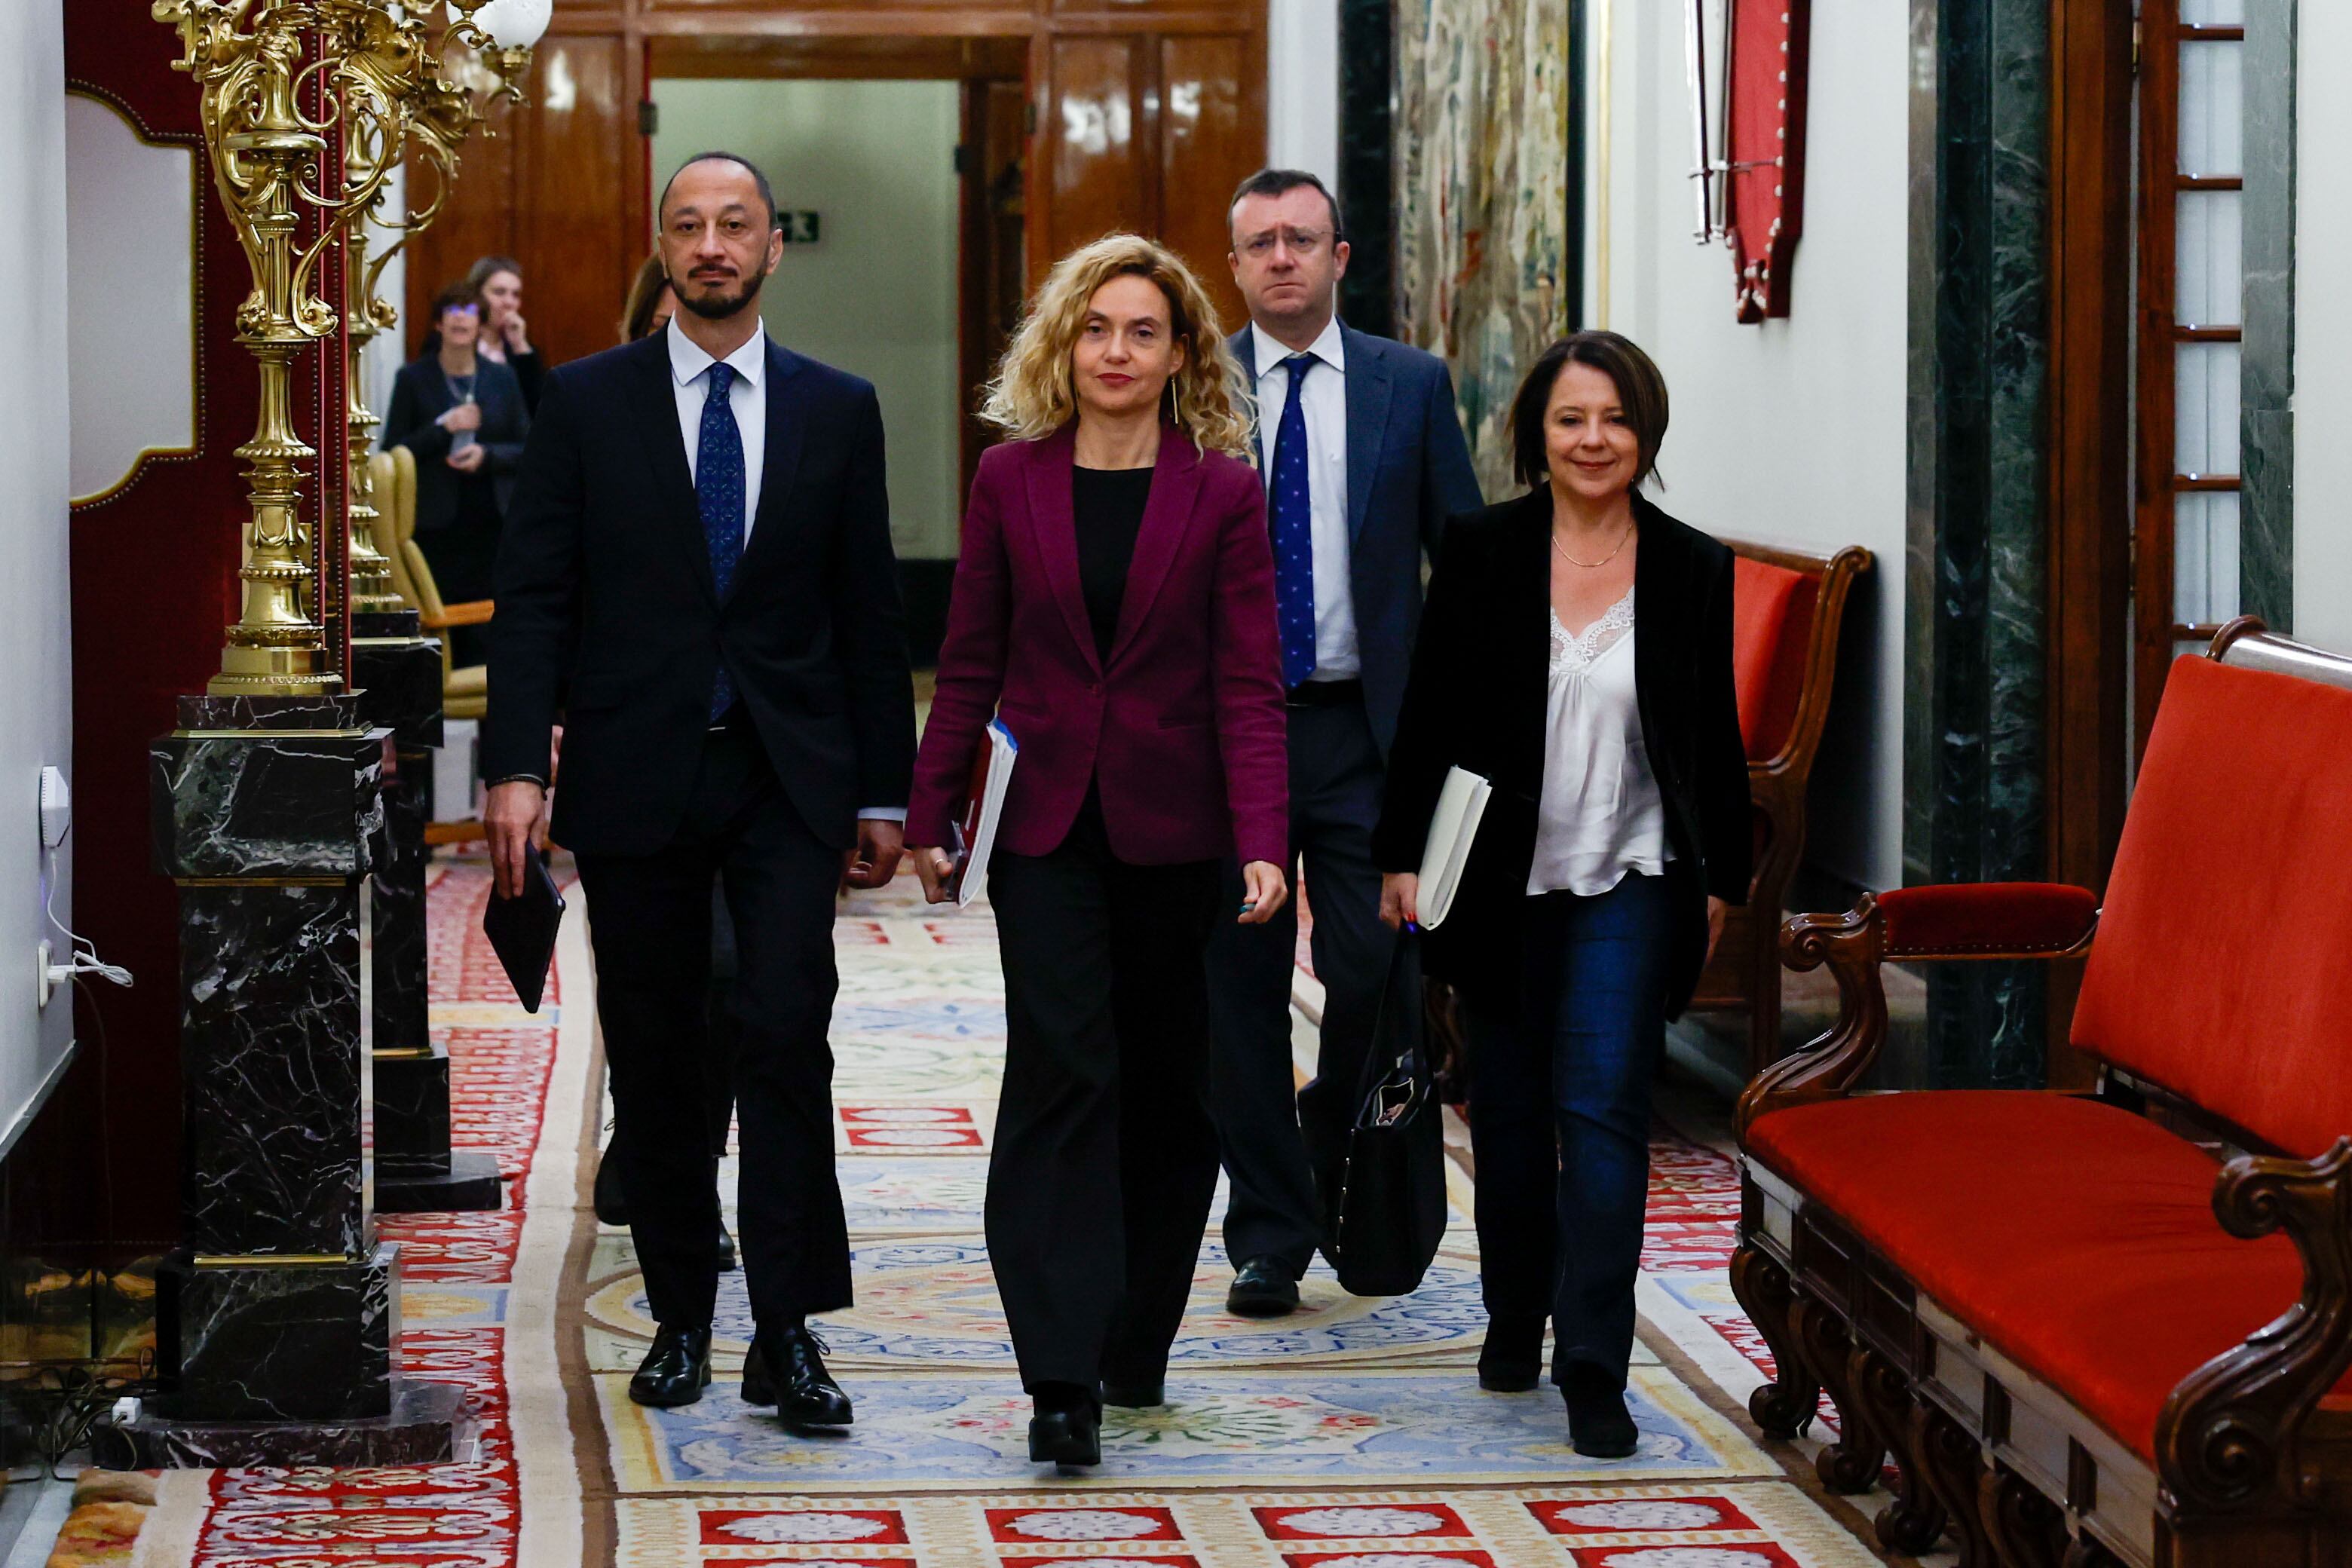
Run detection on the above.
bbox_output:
[1269,353,1318,689]
[697,361,746,720]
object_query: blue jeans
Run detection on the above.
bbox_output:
[1465,871,1675,1388]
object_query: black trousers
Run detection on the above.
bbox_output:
[1205,693,1399,1276]
[575,721,848,1330]
[986,794,1222,1392]
[414,518,500,667]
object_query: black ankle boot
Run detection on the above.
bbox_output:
[1027,1380,1101,1468]
[1478,1314,1545,1392]
[1559,1362,1638,1458]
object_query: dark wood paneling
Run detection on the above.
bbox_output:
[2041,0,2135,1089]
[518,35,642,369]
[1043,34,1145,263]
[653,32,1028,78]
[1157,32,1252,330]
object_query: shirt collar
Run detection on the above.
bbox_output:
[1251,316,1346,380]
[666,315,769,390]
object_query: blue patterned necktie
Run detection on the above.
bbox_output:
[1269,353,1318,688]
[697,360,746,719]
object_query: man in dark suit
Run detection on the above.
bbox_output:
[1208,168,1484,1315]
[485,152,916,1421]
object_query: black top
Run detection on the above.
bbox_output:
[1373,489,1751,1018]
[1073,464,1153,660]
[382,354,531,535]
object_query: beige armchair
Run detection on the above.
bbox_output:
[374,445,488,722]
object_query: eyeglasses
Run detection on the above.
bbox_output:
[445,304,480,318]
[1238,228,1334,260]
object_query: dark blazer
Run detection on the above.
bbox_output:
[907,423,1288,868]
[1371,490,1751,1016]
[1227,323,1484,754]
[484,331,917,856]
[382,354,530,531]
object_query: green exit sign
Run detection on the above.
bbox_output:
[779,211,821,245]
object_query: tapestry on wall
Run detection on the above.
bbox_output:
[1395,0,1573,500]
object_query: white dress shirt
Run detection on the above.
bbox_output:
[1251,317,1359,681]
[667,315,769,544]
[665,318,903,824]
[1526,588,1672,896]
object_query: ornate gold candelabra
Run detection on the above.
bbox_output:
[155,0,541,691]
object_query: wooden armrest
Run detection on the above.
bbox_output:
[424,599,495,629]
[1876,880,2099,960]
[1732,884,2101,1140]
[2160,1138,2352,1510]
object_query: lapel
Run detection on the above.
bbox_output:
[730,338,807,600]
[1340,325,1393,544]
[1229,327,1266,469]
[1021,424,1104,675]
[621,332,715,606]
[1107,427,1207,666]
[1631,493,1684,763]
[1509,493,1554,782]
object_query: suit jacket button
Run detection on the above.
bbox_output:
[1089,683,1102,697]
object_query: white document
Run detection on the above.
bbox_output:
[1416,767,1491,929]
[954,719,1019,909]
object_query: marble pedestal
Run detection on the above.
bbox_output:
[355,625,501,1214]
[139,691,468,1466]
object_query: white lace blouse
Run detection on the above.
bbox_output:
[1526,586,1673,896]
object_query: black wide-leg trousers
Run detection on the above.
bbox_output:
[985,795,1222,1392]
[575,721,850,1332]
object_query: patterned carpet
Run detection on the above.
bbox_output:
[125,853,1917,1568]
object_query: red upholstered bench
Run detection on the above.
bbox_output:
[1732,620,2352,1568]
[1686,539,1871,1073]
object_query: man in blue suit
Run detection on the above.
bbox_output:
[1208,168,1484,1315]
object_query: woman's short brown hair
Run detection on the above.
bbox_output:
[430,279,482,320]
[620,253,672,343]
[1509,330,1671,491]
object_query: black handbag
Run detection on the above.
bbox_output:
[1330,938,1449,1297]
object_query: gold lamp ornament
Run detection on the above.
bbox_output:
[154,0,543,695]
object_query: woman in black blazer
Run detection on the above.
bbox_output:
[1373,332,1748,1457]
[384,278,530,663]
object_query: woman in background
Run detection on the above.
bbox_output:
[1374,331,1748,1458]
[620,253,676,343]
[384,278,530,666]
[906,235,1288,1470]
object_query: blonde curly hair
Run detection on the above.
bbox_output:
[980,233,1254,461]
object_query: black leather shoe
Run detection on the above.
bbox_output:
[716,1220,738,1272]
[1102,1379,1164,1409]
[1478,1314,1545,1392]
[1560,1363,1639,1458]
[593,1144,628,1226]
[628,1325,712,1408]
[1225,1257,1300,1318]
[1027,1384,1101,1468]
[742,1325,853,1426]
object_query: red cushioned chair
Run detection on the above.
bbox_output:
[1685,539,1871,1072]
[1732,619,2352,1568]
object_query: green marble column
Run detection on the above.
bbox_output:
[1904,0,2053,1088]
[2240,0,2298,629]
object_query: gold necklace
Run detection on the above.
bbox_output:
[1551,520,1634,569]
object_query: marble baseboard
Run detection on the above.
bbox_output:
[97,1376,476,1470]
[160,1243,397,1423]
[178,880,371,1256]
[372,762,432,1057]
[375,1048,452,1178]
[352,636,446,751]
[375,1150,504,1214]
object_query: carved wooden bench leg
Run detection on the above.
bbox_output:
[1792,1293,1883,1493]
[1848,1339,1946,1554]
[1910,1400,1992,1566]
[1978,1464,2067,1568]
[1729,1245,1820,1438]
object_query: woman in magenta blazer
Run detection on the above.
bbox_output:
[908,234,1288,1468]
